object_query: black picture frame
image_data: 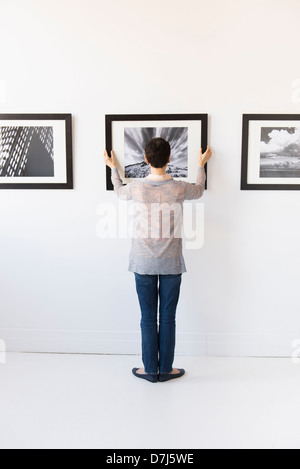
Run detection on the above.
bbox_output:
[0,114,73,190]
[241,114,300,190]
[106,114,208,191]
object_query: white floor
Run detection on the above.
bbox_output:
[1,353,300,449]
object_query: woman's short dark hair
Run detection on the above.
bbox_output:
[145,138,171,168]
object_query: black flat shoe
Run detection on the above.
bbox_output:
[132,368,158,383]
[158,369,185,382]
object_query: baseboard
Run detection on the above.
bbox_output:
[0,329,141,355]
[206,333,299,358]
[0,329,298,357]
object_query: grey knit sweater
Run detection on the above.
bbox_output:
[111,167,206,275]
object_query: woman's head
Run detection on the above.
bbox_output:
[145,138,171,168]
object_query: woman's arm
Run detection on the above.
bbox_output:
[184,146,213,201]
[103,150,132,200]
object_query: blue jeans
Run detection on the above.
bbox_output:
[134,273,182,375]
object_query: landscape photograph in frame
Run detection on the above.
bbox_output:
[106,114,208,191]
[241,114,300,190]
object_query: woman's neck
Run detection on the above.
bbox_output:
[150,166,168,176]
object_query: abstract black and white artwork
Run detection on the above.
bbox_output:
[0,126,54,178]
[241,115,300,190]
[124,127,188,179]
[0,115,73,189]
[106,114,208,191]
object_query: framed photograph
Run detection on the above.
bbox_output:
[106,114,208,191]
[241,114,300,190]
[0,114,73,189]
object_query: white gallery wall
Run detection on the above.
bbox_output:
[1,0,300,357]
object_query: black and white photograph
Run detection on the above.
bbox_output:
[260,127,300,178]
[106,114,208,191]
[0,115,73,189]
[124,127,188,179]
[241,114,300,190]
[0,126,54,178]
